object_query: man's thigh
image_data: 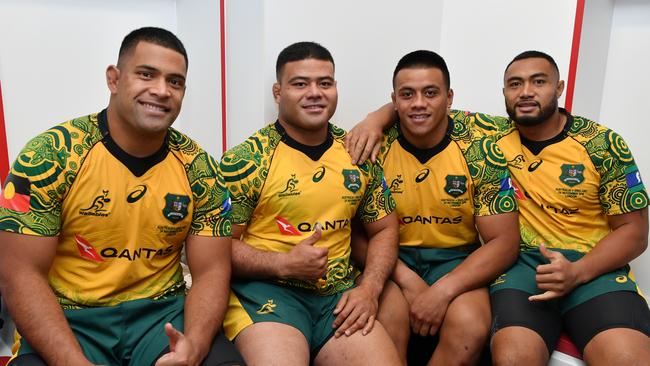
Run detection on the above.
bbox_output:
[314,321,401,366]
[224,280,342,353]
[490,288,563,355]
[563,290,650,352]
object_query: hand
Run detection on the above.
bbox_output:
[155,323,199,366]
[344,115,385,165]
[409,283,453,337]
[529,244,581,301]
[332,284,379,337]
[280,227,328,281]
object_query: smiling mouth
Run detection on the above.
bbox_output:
[303,105,326,112]
[409,113,431,122]
[140,101,170,113]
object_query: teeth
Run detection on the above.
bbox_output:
[143,103,165,112]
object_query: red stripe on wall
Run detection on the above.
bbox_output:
[565,0,585,112]
[220,0,228,152]
[0,81,10,181]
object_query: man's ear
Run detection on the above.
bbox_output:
[106,65,120,94]
[556,80,565,99]
[272,83,281,104]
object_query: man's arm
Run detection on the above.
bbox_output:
[332,212,399,337]
[344,103,396,164]
[180,235,233,364]
[231,224,328,280]
[531,208,648,301]
[0,231,93,366]
[409,212,520,336]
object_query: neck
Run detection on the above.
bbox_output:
[277,119,328,146]
[106,107,166,157]
[517,109,566,141]
[402,117,448,149]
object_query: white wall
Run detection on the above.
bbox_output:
[0,0,177,161]
[176,0,223,158]
[598,0,650,291]
[439,0,576,115]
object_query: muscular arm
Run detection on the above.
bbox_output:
[182,234,232,361]
[231,224,327,280]
[333,213,399,336]
[358,212,399,297]
[409,212,520,336]
[532,208,649,301]
[435,212,520,299]
[577,208,648,281]
[0,232,92,366]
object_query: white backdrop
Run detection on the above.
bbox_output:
[0,0,648,303]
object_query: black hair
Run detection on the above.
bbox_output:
[393,50,450,90]
[505,50,559,77]
[275,42,334,81]
[118,27,188,69]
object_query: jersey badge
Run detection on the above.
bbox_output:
[444,175,467,198]
[560,164,585,187]
[79,190,112,217]
[275,216,301,235]
[342,169,361,193]
[0,173,31,213]
[507,155,525,170]
[163,194,190,223]
[256,299,277,314]
[389,175,404,194]
[278,174,301,197]
[74,234,104,262]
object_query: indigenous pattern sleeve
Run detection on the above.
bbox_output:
[0,115,103,236]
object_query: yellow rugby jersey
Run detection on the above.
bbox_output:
[377,118,516,249]
[0,110,231,308]
[450,109,648,253]
[221,121,395,295]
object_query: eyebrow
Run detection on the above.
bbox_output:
[287,76,334,83]
[136,64,186,81]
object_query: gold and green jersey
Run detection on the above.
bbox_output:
[221,121,395,295]
[450,109,648,253]
[376,118,516,249]
[0,110,231,308]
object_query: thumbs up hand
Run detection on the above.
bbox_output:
[528,244,580,302]
[280,223,329,281]
[155,323,198,366]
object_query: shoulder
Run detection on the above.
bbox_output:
[221,123,282,182]
[567,114,635,165]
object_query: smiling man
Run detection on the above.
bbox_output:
[351,50,519,365]
[220,41,401,365]
[0,27,243,366]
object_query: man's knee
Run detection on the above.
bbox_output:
[583,328,650,366]
[491,327,549,366]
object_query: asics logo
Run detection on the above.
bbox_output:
[127,185,147,203]
[415,169,430,183]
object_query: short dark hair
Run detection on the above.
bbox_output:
[505,50,559,77]
[118,27,188,70]
[275,42,334,81]
[393,50,450,90]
